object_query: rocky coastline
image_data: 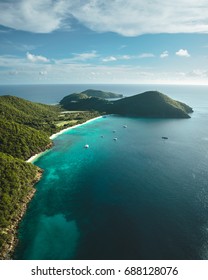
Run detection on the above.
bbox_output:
[0,116,101,260]
[0,168,43,260]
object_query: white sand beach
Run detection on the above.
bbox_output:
[26,116,103,163]
[50,116,102,140]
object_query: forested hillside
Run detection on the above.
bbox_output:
[0,94,100,258]
[60,90,193,118]
[0,119,51,160]
[0,152,40,259]
[0,96,58,258]
[0,95,59,134]
[111,91,193,118]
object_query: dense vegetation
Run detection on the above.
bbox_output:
[0,94,100,259]
[60,90,193,118]
[0,95,59,134]
[80,89,123,98]
[60,93,112,112]
[0,119,51,160]
[0,152,39,259]
[111,91,193,118]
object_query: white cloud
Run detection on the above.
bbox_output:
[1,54,208,85]
[138,53,155,58]
[104,55,131,61]
[26,52,49,63]
[52,51,99,64]
[176,49,190,57]
[0,0,70,33]
[119,55,131,60]
[1,1,208,35]
[0,55,25,68]
[102,56,117,62]
[102,53,155,62]
[71,51,98,61]
[69,0,208,36]
[187,69,208,77]
[160,51,169,58]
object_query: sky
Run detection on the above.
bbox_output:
[1,0,208,85]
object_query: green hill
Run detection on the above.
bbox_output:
[0,95,59,133]
[80,89,123,98]
[0,95,60,258]
[60,93,112,112]
[59,88,123,112]
[60,90,193,118]
[111,91,193,118]
[0,152,40,259]
[0,94,101,258]
[0,119,51,160]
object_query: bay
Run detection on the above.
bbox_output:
[2,83,206,259]
[14,96,208,259]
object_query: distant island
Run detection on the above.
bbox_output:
[0,89,193,259]
[79,89,123,99]
[60,89,193,118]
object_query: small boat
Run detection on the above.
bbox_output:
[84,144,89,148]
[113,138,118,141]
[123,125,127,128]
[113,130,116,133]
[101,135,104,138]
[162,137,168,140]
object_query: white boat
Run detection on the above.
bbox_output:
[123,125,127,128]
[113,138,118,141]
[84,144,89,148]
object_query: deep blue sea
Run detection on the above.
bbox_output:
[5,84,208,260]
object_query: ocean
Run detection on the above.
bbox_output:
[1,83,208,107]
[3,84,208,259]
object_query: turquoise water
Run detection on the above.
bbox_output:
[15,109,208,259]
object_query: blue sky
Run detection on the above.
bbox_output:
[1,0,208,85]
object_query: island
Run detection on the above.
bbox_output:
[0,89,193,259]
[79,89,123,99]
[60,90,193,118]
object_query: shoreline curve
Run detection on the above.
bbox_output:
[26,115,103,163]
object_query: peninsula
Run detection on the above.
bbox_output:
[60,90,193,118]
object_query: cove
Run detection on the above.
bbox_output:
[15,115,208,259]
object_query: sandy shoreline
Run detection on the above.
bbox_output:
[2,115,103,259]
[3,114,109,259]
[26,115,103,163]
